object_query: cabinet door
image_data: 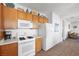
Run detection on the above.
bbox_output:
[0,47,1,56]
[0,31,4,40]
[38,16,44,23]
[32,15,39,28]
[0,4,2,30]
[0,4,3,30]
[3,6,17,29]
[26,13,32,21]
[17,10,27,20]
[0,43,18,56]
[32,15,38,23]
[43,17,48,23]
[35,38,42,54]
[0,4,2,40]
[0,4,4,40]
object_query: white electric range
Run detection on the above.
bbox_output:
[18,29,37,56]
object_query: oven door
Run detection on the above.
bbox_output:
[18,39,35,56]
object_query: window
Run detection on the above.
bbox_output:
[54,23,59,32]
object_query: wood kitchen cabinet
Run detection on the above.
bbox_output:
[0,31,4,40]
[32,15,38,23]
[35,37,42,54]
[2,6,18,29]
[38,16,44,23]
[0,43,18,56]
[26,12,32,21]
[0,4,4,40]
[0,4,2,40]
[43,17,48,23]
[17,10,27,20]
[38,16,48,23]
[17,11,32,21]
[32,15,39,29]
[0,4,2,30]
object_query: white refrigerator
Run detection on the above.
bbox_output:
[39,23,54,51]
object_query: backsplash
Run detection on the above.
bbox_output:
[18,29,38,38]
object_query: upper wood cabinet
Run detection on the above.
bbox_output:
[17,11,32,21]
[17,10,27,20]
[3,6,18,29]
[38,16,48,23]
[38,16,44,23]
[26,12,32,21]
[43,17,48,23]
[32,15,38,23]
[32,15,39,29]
[0,4,4,30]
[0,4,4,40]
[0,43,18,56]
[0,4,2,30]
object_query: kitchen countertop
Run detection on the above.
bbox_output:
[0,36,42,45]
[0,39,18,45]
[36,36,42,39]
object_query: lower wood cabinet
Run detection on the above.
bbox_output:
[0,31,4,40]
[0,43,18,56]
[35,37,42,54]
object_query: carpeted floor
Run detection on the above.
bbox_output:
[36,38,79,56]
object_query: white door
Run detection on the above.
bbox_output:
[62,20,65,40]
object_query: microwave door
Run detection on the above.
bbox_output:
[18,20,33,28]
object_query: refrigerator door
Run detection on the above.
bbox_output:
[42,23,54,51]
[45,23,54,51]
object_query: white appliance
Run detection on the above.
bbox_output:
[18,20,33,28]
[18,38,35,56]
[39,23,55,51]
[18,29,37,56]
[39,23,63,51]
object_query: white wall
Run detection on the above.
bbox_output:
[15,3,36,13]
[39,12,63,51]
[71,21,79,33]
[41,12,70,51]
[52,13,63,44]
[52,13,71,41]
[62,20,71,40]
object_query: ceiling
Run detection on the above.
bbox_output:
[19,3,79,23]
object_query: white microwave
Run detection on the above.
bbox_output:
[18,20,33,28]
